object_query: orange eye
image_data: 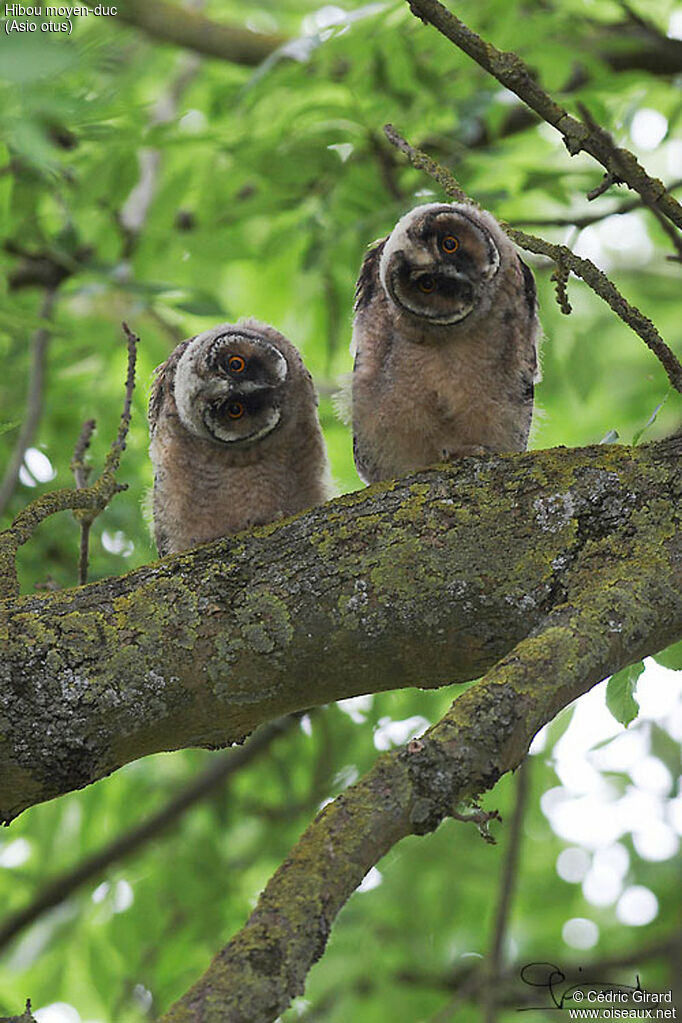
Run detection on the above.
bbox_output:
[442,235,459,253]
[227,402,245,419]
[418,276,435,293]
[228,355,246,374]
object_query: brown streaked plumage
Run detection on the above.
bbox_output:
[148,319,331,555]
[349,202,541,483]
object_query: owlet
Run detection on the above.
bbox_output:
[148,319,331,554]
[350,202,541,483]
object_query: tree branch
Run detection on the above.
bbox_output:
[160,561,673,1022]
[383,125,682,394]
[405,0,682,233]
[394,930,682,1009]
[1,438,681,826]
[86,0,287,66]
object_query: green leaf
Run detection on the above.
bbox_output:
[606,662,644,727]
[653,640,682,671]
[632,391,670,445]
[0,421,19,437]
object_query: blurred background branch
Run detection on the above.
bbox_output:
[0,289,58,518]
[85,0,287,65]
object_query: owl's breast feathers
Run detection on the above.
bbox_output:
[351,251,539,482]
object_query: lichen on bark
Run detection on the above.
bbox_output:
[1,439,681,827]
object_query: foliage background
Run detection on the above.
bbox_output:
[0,0,681,1020]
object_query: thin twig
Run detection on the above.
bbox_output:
[0,717,298,953]
[0,998,36,1023]
[648,205,682,262]
[383,125,682,394]
[71,419,96,586]
[503,227,682,391]
[483,759,530,1023]
[405,0,682,233]
[70,419,96,490]
[108,323,138,468]
[0,324,139,598]
[76,521,92,588]
[399,930,682,1011]
[0,289,57,519]
[384,123,469,203]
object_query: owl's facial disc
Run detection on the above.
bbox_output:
[386,260,476,324]
[379,203,501,327]
[208,331,288,387]
[174,327,289,445]
[203,396,282,445]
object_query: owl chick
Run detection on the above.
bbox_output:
[148,319,331,555]
[350,202,540,483]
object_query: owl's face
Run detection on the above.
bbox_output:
[379,203,502,326]
[173,324,290,446]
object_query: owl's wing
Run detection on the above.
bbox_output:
[518,257,537,321]
[354,237,387,316]
[513,256,542,447]
[350,238,390,482]
[353,433,384,486]
[148,338,193,434]
[517,256,541,386]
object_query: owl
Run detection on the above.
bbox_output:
[148,319,332,555]
[350,202,541,483]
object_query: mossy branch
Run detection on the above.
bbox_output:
[160,582,670,1022]
[1,438,681,825]
[2,439,681,1017]
[0,324,138,599]
[383,125,682,395]
[405,0,682,234]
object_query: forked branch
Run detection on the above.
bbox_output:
[160,584,659,1023]
[383,125,682,395]
[0,324,139,598]
[405,0,682,233]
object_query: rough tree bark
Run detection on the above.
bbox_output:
[2,438,681,823]
[155,436,682,1023]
